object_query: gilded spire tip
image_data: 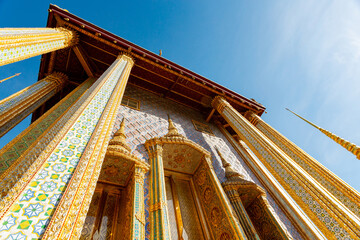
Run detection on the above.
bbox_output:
[287,108,360,160]
[165,114,181,137]
[215,147,245,179]
[108,117,131,153]
[0,73,21,84]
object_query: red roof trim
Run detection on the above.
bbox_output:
[48,4,265,113]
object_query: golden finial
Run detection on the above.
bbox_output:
[165,114,185,139]
[0,73,21,83]
[167,114,178,134]
[286,108,360,160]
[159,50,162,56]
[108,118,131,153]
[215,147,245,179]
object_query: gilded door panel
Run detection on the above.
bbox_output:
[80,191,101,240]
[98,194,117,240]
[175,179,205,240]
[165,177,179,240]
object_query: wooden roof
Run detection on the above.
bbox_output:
[33,4,265,122]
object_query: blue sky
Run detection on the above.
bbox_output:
[1,0,360,191]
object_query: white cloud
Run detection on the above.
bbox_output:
[262,0,360,190]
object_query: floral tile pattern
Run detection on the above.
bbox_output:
[0,28,67,65]
[0,60,126,239]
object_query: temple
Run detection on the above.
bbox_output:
[0,4,359,240]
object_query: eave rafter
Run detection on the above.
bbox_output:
[72,44,97,77]
[44,5,266,118]
[163,76,181,98]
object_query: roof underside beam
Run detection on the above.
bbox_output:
[72,45,97,77]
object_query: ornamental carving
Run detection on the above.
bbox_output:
[203,187,213,203]
[219,232,231,240]
[210,206,222,226]
[144,115,246,240]
[196,169,206,186]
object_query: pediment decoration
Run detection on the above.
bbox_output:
[145,115,211,174]
[145,115,247,240]
[217,148,265,208]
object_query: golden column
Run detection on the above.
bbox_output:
[0,54,134,240]
[245,110,360,220]
[212,96,360,240]
[145,141,172,240]
[216,149,261,240]
[0,27,77,66]
[0,77,95,199]
[216,122,324,240]
[0,72,67,138]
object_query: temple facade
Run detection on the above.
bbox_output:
[0,4,359,240]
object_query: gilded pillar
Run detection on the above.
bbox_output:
[0,77,95,199]
[212,96,360,240]
[217,149,260,240]
[246,110,360,219]
[0,54,134,239]
[145,142,172,240]
[0,27,77,66]
[131,165,147,240]
[0,72,67,138]
[217,122,321,240]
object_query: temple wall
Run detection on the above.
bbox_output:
[113,85,303,239]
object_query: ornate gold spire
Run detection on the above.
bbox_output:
[164,114,185,138]
[0,73,21,84]
[216,148,245,180]
[286,108,360,160]
[107,118,131,153]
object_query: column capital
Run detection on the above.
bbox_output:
[212,95,231,113]
[57,27,79,46]
[134,165,147,185]
[46,72,68,91]
[118,52,135,67]
[244,110,261,125]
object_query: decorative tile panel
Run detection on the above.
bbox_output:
[0,79,94,199]
[0,60,126,239]
[257,122,360,218]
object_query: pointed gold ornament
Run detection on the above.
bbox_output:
[107,118,131,153]
[0,73,21,83]
[164,114,185,138]
[286,108,360,160]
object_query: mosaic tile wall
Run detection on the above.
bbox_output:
[113,85,303,240]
